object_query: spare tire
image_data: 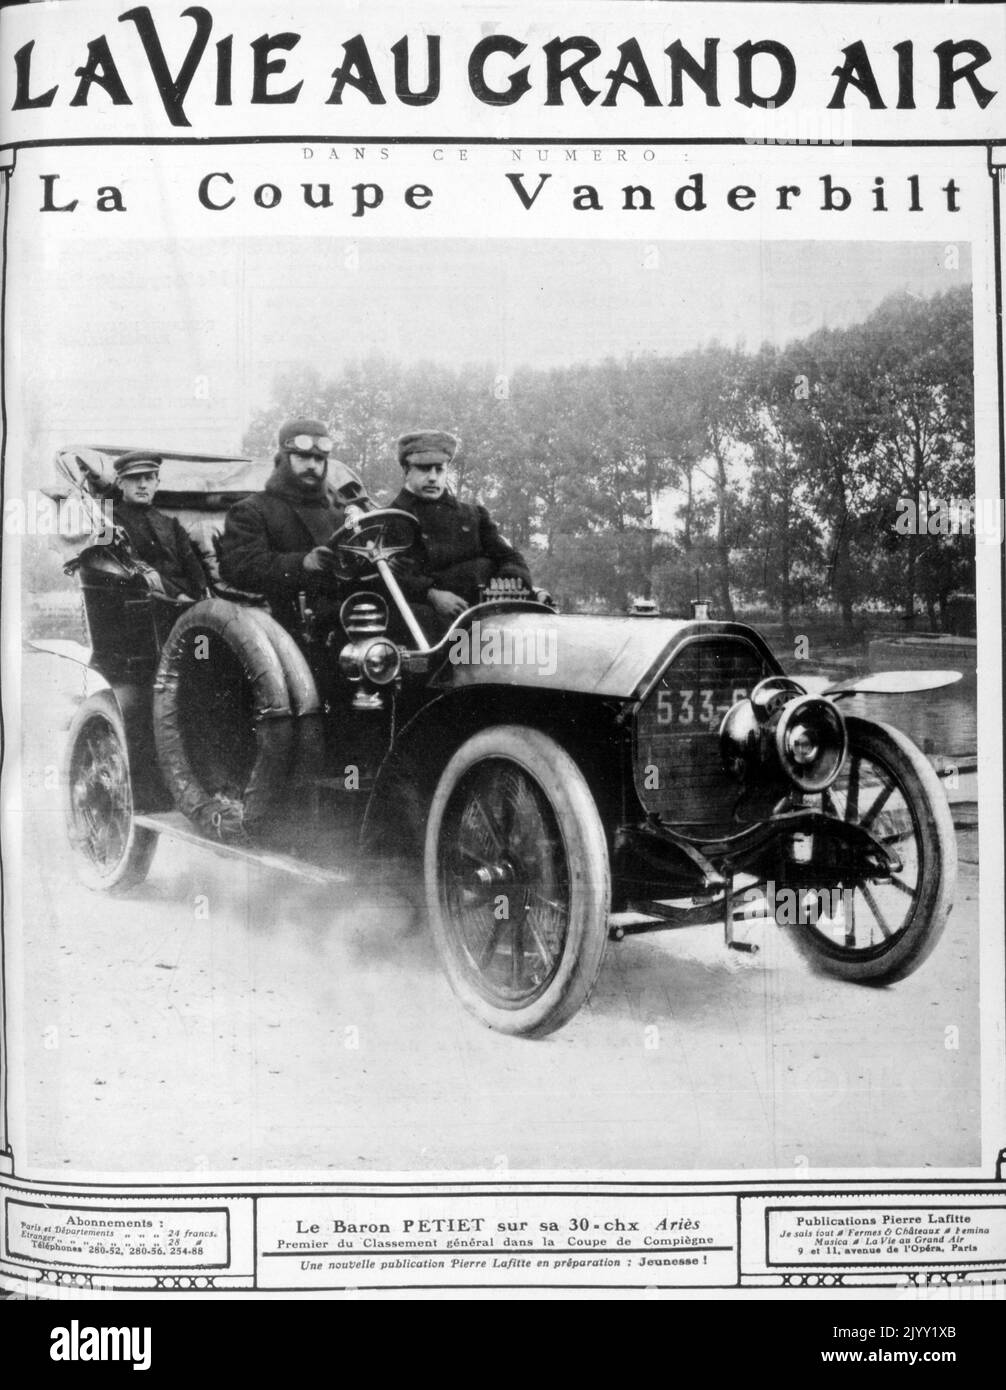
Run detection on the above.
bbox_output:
[242,606,320,718]
[242,605,325,795]
[153,599,297,837]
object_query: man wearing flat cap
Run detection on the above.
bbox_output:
[219,417,348,634]
[108,451,209,601]
[390,430,533,631]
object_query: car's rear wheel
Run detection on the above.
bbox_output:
[787,716,955,983]
[64,693,157,892]
[425,726,611,1037]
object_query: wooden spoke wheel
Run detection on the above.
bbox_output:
[425,727,611,1037]
[64,693,157,892]
[788,716,956,984]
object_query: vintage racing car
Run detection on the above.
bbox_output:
[40,446,960,1038]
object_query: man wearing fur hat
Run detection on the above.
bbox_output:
[219,418,347,634]
[390,430,532,630]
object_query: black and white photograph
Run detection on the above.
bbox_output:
[8,233,984,1176]
[0,0,1004,1301]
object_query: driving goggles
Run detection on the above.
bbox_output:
[283,433,333,454]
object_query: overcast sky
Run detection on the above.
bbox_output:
[19,236,972,459]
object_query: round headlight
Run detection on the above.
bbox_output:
[774,696,847,792]
[361,637,401,686]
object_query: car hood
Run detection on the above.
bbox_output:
[430,610,768,700]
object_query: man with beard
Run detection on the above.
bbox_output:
[219,417,347,635]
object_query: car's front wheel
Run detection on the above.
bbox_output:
[425,726,611,1037]
[787,716,956,983]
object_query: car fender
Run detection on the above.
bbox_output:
[360,684,630,858]
[29,639,109,698]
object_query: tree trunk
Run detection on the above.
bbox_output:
[779,498,793,645]
[712,441,734,620]
[643,449,655,599]
[829,512,856,641]
[682,467,694,552]
[904,442,926,623]
[904,531,916,624]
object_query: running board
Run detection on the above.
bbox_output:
[133,812,353,886]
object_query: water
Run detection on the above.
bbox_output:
[840,677,976,761]
[782,632,978,762]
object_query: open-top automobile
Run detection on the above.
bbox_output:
[40,445,959,1037]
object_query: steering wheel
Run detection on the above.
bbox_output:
[329,507,421,579]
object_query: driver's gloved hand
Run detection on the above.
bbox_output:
[302,545,339,574]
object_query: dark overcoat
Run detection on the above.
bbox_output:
[389,488,532,605]
[219,477,345,632]
[113,501,209,601]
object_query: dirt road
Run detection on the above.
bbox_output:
[8,650,981,1176]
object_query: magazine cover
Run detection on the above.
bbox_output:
[0,0,1003,1306]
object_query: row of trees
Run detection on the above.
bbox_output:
[244,286,975,635]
